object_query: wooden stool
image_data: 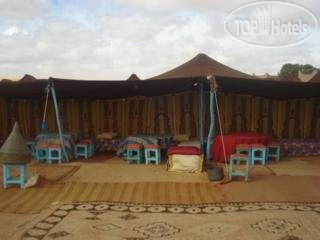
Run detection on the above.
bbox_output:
[126,144,143,164]
[48,144,63,164]
[229,153,250,181]
[144,144,161,165]
[35,143,49,163]
[2,163,27,188]
[75,144,90,159]
[251,144,267,165]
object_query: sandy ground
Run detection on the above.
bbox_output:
[67,156,209,183]
[1,154,320,239]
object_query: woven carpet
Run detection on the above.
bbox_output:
[20,202,320,240]
[0,182,223,214]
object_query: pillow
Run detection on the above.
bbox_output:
[178,141,201,149]
[96,132,118,140]
[167,146,201,155]
[173,134,190,142]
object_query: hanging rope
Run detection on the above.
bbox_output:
[214,90,229,177]
[41,85,50,132]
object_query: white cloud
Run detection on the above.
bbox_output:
[0,0,319,80]
[0,0,50,19]
[3,26,19,36]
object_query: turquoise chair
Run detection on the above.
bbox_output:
[2,163,27,188]
[251,144,267,165]
[229,153,250,181]
[126,144,143,164]
[267,143,280,161]
[75,143,90,159]
[144,144,161,165]
[48,146,63,164]
[35,147,49,163]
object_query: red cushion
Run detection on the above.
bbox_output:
[268,142,280,147]
[126,144,142,149]
[48,143,61,148]
[236,144,250,150]
[250,144,266,148]
[167,146,201,156]
[145,144,159,149]
[79,139,93,144]
[36,143,49,148]
[230,153,248,160]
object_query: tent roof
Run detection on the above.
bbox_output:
[150,53,253,80]
[0,76,320,99]
[127,73,140,81]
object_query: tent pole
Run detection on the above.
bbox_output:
[206,76,217,163]
[206,91,215,162]
[198,83,204,152]
[50,82,69,162]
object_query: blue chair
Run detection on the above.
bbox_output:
[75,143,91,159]
[267,143,280,161]
[144,144,161,165]
[48,146,63,164]
[2,163,27,188]
[251,144,267,165]
[229,153,250,181]
[126,144,143,164]
[35,145,49,163]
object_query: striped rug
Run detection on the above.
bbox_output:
[0,182,223,214]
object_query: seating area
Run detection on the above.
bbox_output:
[125,143,161,164]
[229,143,281,181]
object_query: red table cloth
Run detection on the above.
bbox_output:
[211,132,272,162]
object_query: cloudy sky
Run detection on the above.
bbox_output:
[0,0,319,80]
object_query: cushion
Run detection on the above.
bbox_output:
[48,143,61,148]
[126,144,142,149]
[167,146,201,156]
[79,139,93,144]
[36,142,49,148]
[178,141,201,149]
[167,154,203,173]
[250,144,266,148]
[236,144,251,150]
[268,142,280,147]
[96,132,118,140]
[145,144,159,149]
[172,134,190,142]
[230,153,248,160]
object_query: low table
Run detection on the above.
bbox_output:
[211,132,272,163]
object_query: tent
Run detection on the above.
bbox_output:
[0,53,320,141]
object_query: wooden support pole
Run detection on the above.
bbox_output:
[50,82,69,162]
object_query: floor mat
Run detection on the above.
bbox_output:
[0,182,223,214]
[21,202,320,240]
[267,157,320,176]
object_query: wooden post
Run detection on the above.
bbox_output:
[50,82,69,162]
